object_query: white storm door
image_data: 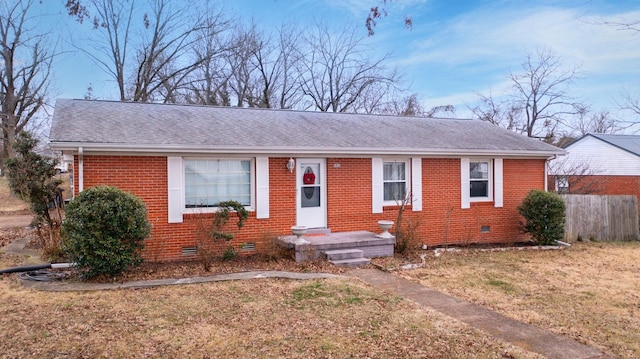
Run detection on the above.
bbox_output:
[296,158,327,228]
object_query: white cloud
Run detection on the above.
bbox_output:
[394,4,640,117]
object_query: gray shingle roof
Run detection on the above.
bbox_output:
[587,134,640,157]
[50,99,563,157]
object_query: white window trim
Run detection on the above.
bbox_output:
[469,159,493,203]
[182,157,256,215]
[461,158,503,209]
[373,158,421,213]
[382,158,411,206]
[167,157,184,223]
[411,157,422,212]
[372,158,383,213]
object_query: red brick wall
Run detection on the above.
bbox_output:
[74,155,545,261]
[555,175,640,199]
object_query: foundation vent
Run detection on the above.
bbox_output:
[182,246,198,256]
[241,242,256,251]
[480,226,491,233]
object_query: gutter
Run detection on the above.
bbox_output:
[50,142,566,158]
[545,154,559,192]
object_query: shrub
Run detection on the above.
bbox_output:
[62,186,151,278]
[194,200,249,270]
[518,189,566,245]
[256,231,291,261]
[6,131,64,261]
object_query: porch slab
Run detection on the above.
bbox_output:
[280,230,395,262]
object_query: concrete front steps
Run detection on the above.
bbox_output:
[324,249,371,267]
[280,230,395,267]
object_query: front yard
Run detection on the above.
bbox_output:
[0,271,539,358]
[2,241,639,357]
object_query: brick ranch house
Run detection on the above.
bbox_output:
[550,133,640,198]
[50,99,564,262]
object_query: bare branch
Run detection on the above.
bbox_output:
[298,22,401,113]
[1,0,54,173]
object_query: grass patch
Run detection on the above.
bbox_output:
[289,281,369,309]
[400,241,640,358]
[486,279,518,294]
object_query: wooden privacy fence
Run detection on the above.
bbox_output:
[562,194,639,242]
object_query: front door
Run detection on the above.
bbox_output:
[296,158,326,228]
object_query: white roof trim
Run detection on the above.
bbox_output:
[50,142,564,158]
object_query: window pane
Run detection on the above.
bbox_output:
[384,182,406,201]
[470,162,489,179]
[383,162,405,181]
[301,186,321,207]
[184,159,251,207]
[470,180,488,197]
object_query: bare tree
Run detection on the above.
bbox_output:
[298,23,401,113]
[131,0,214,103]
[0,0,54,174]
[223,24,260,107]
[473,50,584,141]
[574,109,621,135]
[79,0,135,101]
[425,104,455,118]
[248,23,304,109]
[186,8,233,106]
[69,0,227,103]
[510,50,584,139]
[470,93,520,131]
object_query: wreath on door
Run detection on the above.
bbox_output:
[303,166,316,185]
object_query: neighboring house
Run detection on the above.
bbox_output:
[49,99,563,261]
[549,134,640,197]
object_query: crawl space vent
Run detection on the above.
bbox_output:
[480,226,491,233]
[181,246,198,256]
[241,242,256,251]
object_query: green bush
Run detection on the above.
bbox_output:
[518,189,566,245]
[6,131,65,261]
[62,186,151,278]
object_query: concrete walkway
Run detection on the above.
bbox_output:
[19,271,342,292]
[349,268,612,359]
[0,215,43,264]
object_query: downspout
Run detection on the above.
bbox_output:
[78,147,84,192]
[545,155,557,192]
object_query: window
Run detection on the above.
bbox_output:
[470,161,490,198]
[184,159,252,208]
[383,161,408,203]
[556,176,569,194]
[461,158,502,209]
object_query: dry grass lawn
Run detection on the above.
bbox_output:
[0,269,541,358]
[398,241,640,358]
[0,177,28,213]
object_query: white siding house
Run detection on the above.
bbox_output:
[555,134,640,176]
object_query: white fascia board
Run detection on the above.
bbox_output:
[49,142,565,158]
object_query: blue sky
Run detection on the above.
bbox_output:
[40,0,640,123]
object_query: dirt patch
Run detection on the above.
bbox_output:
[0,177,28,213]
[0,215,33,230]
